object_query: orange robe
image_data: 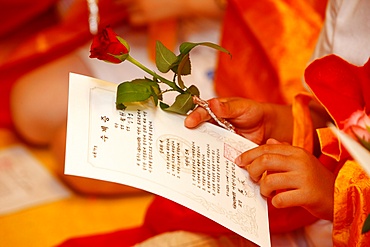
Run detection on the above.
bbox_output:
[214,0,328,233]
[214,0,327,104]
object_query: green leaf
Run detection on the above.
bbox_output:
[159,101,170,110]
[112,53,129,62]
[170,51,192,76]
[177,53,191,89]
[155,40,178,73]
[162,93,195,115]
[186,85,200,97]
[116,104,127,110]
[116,79,158,109]
[170,41,229,77]
[171,41,229,75]
[362,214,370,234]
[145,77,162,101]
[179,42,231,57]
[170,55,191,75]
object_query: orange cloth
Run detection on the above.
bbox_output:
[215,0,327,104]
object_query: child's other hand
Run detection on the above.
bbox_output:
[185,97,294,145]
[185,97,267,144]
[236,138,335,221]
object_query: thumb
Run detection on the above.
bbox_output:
[208,98,237,119]
[208,98,226,115]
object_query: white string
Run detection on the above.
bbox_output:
[193,95,236,133]
[87,0,99,35]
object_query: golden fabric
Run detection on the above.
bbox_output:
[333,160,370,246]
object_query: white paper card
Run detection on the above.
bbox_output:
[0,146,71,215]
[65,73,270,247]
[329,123,370,176]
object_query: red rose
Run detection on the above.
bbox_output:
[89,27,130,63]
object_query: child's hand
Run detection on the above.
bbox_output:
[185,97,266,144]
[236,138,335,221]
[185,97,294,145]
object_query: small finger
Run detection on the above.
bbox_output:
[259,172,297,198]
[271,189,305,209]
[184,106,211,128]
[242,151,291,180]
[237,144,300,169]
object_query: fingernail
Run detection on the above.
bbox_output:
[235,156,242,166]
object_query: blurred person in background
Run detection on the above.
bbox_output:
[5,0,224,195]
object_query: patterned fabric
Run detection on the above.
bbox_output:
[333,161,370,246]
